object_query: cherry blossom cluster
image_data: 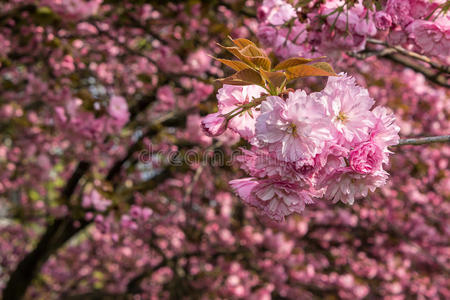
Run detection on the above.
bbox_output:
[202,74,400,221]
[256,0,449,61]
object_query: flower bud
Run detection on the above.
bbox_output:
[201,112,227,137]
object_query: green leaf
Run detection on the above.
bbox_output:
[37,6,53,14]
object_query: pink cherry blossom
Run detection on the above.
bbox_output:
[323,1,376,37]
[0,34,11,57]
[42,0,103,21]
[262,0,297,26]
[236,147,316,184]
[156,85,176,112]
[320,73,376,143]
[186,48,212,74]
[108,95,130,127]
[407,16,450,60]
[318,166,389,205]
[370,106,400,163]
[255,91,331,162]
[409,0,444,20]
[374,11,392,31]
[319,0,376,56]
[228,177,259,201]
[201,112,227,137]
[349,141,383,175]
[257,25,278,48]
[230,178,315,221]
[217,84,266,140]
[82,190,111,212]
[385,0,414,27]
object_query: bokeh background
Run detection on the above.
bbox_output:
[0,0,448,299]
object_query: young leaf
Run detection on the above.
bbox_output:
[214,58,251,71]
[285,63,337,80]
[273,57,313,70]
[218,69,264,86]
[229,37,258,49]
[250,56,271,71]
[310,62,337,75]
[218,44,253,65]
[273,56,326,71]
[260,70,286,89]
[240,44,267,58]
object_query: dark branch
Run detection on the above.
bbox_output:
[366,38,450,74]
[2,218,90,300]
[347,51,450,88]
[2,108,193,299]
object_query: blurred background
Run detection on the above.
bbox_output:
[0,0,448,299]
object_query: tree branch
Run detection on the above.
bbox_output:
[2,107,197,299]
[395,135,450,146]
[347,49,450,88]
[2,218,90,300]
[383,53,450,88]
[366,38,450,74]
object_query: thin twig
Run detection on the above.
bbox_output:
[395,135,450,146]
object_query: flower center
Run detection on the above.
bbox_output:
[336,111,348,123]
[289,123,297,136]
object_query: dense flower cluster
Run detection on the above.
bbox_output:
[203,74,399,220]
[257,0,449,61]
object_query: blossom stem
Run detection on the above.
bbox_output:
[395,135,450,146]
[226,95,268,120]
[224,106,242,118]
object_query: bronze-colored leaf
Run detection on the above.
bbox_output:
[260,70,286,89]
[217,79,254,86]
[218,69,264,86]
[217,44,253,65]
[229,37,258,49]
[214,58,251,71]
[310,62,337,75]
[240,44,266,58]
[250,56,271,71]
[273,57,313,70]
[285,63,337,81]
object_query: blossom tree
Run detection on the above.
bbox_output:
[0,0,449,299]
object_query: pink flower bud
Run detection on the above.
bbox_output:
[201,112,227,137]
[349,141,383,175]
